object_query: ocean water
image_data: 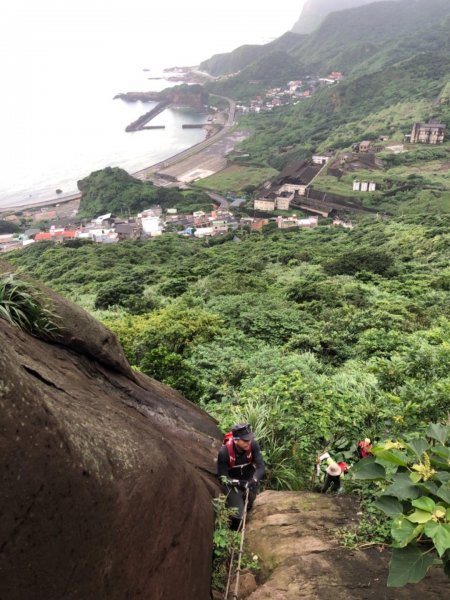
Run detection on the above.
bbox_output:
[0,63,207,208]
[1,0,300,211]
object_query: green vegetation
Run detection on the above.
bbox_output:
[200,32,303,77]
[0,220,20,234]
[211,494,260,594]
[194,165,278,194]
[0,273,59,339]
[352,424,450,586]
[77,167,213,219]
[8,214,450,497]
[234,51,450,172]
[6,1,450,587]
[311,145,450,215]
[204,1,450,81]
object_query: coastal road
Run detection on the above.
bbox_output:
[132,94,238,182]
[1,96,237,214]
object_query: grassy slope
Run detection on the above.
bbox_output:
[194,165,278,194]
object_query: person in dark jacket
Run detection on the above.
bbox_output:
[217,423,265,530]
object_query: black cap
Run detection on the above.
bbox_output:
[232,423,254,441]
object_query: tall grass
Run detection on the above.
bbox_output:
[0,273,60,339]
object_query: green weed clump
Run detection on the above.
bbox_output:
[0,273,60,339]
[211,494,261,594]
[350,423,450,587]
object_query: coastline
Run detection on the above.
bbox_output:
[0,93,237,215]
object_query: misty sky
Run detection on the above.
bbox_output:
[3,1,306,72]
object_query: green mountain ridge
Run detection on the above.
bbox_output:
[201,0,450,80]
[291,0,402,34]
[199,31,303,77]
[202,0,450,179]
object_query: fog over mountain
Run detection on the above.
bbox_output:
[292,0,402,33]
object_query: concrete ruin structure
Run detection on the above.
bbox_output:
[410,122,446,144]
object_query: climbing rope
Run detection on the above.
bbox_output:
[224,487,250,600]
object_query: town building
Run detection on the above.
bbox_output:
[312,153,332,165]
[358,141,372,153]
[115,222,140,241]
[409,122,446,144]
[386,144,405,154]
[254,198,276,211]
[276,215,319,230]
[275,192,294,210]
[141,216,163,236]
[353,181,377,192]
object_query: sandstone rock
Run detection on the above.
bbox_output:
[237,570,258,598]
[245,490,449,599]
[0,260,134,380]
[0,268,222,599]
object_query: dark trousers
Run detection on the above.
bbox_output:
[225,485,257,529]
[321,474,340,493]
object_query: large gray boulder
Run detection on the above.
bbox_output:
[0,266,221,599]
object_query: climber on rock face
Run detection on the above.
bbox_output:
[217,423,266,530]
[316,452,350,494]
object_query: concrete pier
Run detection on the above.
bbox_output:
[125,100,169,132]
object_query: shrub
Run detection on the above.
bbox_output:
[0,273,59,339]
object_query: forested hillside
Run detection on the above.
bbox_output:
[233,47,450,172]
[8,213,450,488]
[199,32,303,78]
[202,0,450,80]
[77,167,213,219]
[5,0,450,585]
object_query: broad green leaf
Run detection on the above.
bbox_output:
[427,423,449,445]
[424,521,439,538]
[374,496,403,517]
[410,472,422,483]
[388,546,436,587]
[411,497,436,513]
[391,517,422,547]
[446,508,450,521]
[351,457,386,480]
[416,480,438,495]
[436,482,450,504]
[432,445,450,460]
[406,438,429,459]
[384,472,420,501]
[406,509,433,524]
[430,524,450,557]
[374,449,408,467]
[430,454,449,470]
[436,471,450,483]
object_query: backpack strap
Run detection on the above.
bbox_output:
[225,436,236,467]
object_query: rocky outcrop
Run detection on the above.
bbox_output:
[0,262,221,599]
[114,86,208,110]
[245,491,449,599]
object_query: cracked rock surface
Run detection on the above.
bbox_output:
[0,263,221,600]
[245,491,449,599]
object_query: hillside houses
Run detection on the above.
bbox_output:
[254,160,323,212]
[408,121,446,144]
[235,74,326,114]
